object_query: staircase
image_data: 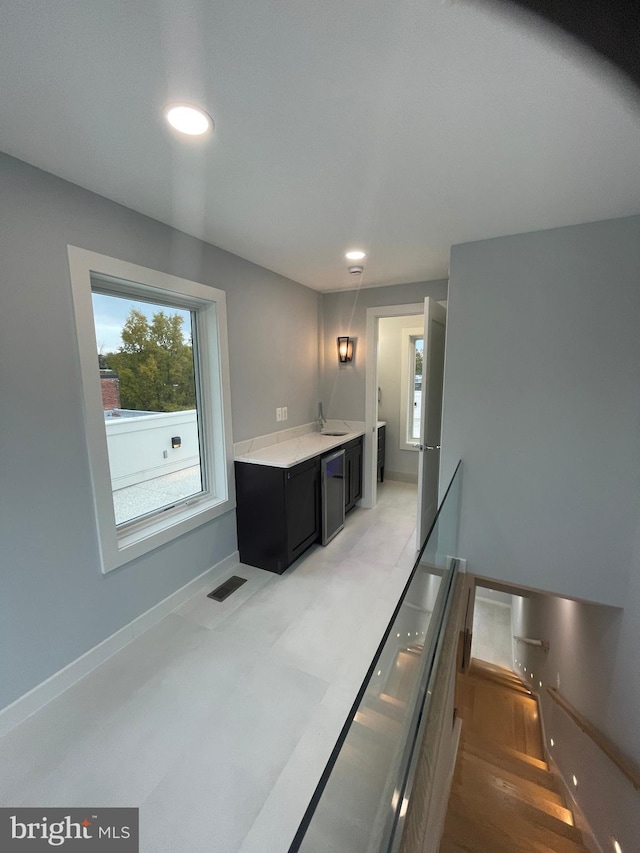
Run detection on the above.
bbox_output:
[439,659,590,853]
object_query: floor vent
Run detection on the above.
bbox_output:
[207,575,247,602]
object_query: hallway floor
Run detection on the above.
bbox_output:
[0,481,418,853]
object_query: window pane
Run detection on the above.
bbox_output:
[411,338,423,440]
[91,291,203,526]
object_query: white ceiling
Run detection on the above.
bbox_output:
[1,1,639,292]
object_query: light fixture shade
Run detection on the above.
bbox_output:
[337,336,354,363]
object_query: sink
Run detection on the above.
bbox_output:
[321,430,349,436]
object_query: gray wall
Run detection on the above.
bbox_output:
[511,593,639,851]
[441,215,640,608]
[440,214,640,810]
[320,280,448,420]
[511,593,622,737]
[0,153,320,710]
[378,315,420,481]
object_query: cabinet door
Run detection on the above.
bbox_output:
[344,453,352,511]
[377,425,386,482]
[344,438,363,513]
[285,458,320,560]
[349,440,363,506]
[235,461,288,573]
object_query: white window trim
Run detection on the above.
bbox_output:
[399,326,423,452]
[68,246,235,573]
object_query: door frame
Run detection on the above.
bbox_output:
[363,303,424,508]
[416,297,447,549]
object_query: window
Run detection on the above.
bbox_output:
[409,336,423,441]
[68,247,234,573]
[399,327,424,451]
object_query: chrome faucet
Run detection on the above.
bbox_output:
[318,402,327,431]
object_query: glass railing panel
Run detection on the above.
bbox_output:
[290,461,462,853]
[420,460,463,573]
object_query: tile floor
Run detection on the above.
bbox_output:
[470,595,514,670]
[0,481,419,853]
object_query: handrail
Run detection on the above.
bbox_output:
[547,687,640,791]
[513,635,550,653]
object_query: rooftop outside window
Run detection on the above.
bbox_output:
[68,247,234,572]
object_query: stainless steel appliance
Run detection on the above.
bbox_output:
[321,449,345,545]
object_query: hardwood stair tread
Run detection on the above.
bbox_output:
[446,779,583,844]
[457,680,545,759]
[460,727,549,770]
[454,750,569,817]
[442,803,589,853]
[468,659,532,693]
[461,737,554,788]
[464,673,533,697]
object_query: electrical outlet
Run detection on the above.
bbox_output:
[282,406,288,420]
[276,407,282,422]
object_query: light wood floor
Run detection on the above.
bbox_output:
[439,659,590,853]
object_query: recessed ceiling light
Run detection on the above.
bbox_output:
[164,104,213,136]
[345,250,366,261]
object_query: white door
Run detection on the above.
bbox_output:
[416,297,447,550]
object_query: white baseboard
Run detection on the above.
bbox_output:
[0,551,239,737]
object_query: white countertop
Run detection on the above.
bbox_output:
[234,420,386,469]
[235,427,365,468]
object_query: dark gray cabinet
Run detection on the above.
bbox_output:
[344,436,363,513]
[234,434,363,573]
[286,458,321,558]
[377,424,386,482]
[235,456,320,574]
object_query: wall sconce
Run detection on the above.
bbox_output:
[337,336,354,364]
[171,436,182,449]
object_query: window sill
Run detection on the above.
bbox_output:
[103,495,235,573]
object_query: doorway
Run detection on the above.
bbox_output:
[377,314,423,486]
[364,298,447,551]
[471,586,514,670]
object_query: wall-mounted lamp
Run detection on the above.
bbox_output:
[171,436,182,449]
[337,336,354,364]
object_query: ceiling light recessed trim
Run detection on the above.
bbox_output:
[164,103,213,137]
[345,249,366,261]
